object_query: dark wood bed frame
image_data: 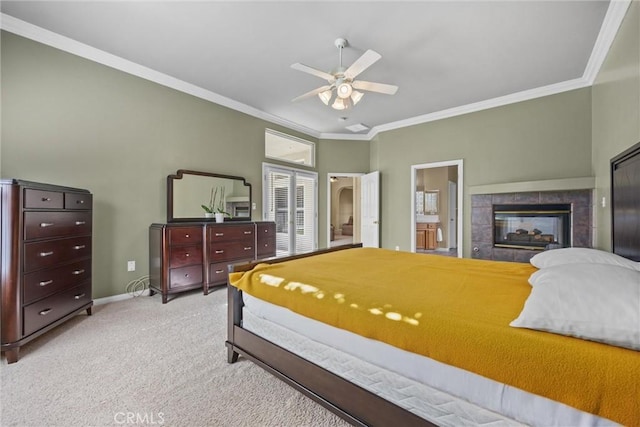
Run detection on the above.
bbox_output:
[226,243,436,427]
[226,141,640,427]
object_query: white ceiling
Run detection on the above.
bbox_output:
[0,1,629,140]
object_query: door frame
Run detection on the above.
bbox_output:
[326,173,363,247]
[410,159,463,256]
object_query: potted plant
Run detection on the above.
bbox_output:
[201,186,229,222]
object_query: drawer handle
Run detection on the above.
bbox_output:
[72,269,85,275]
[39,280,53,287]
[41,197,51,202]
[75,221,86,226]
[244,247,252,251]
[215,250,224,254]
[76,200,85,204]
[39,308,52,316]
[185,234,190,238]
[40,222,54,228]
[185,253,190,257]
[215,269,224,274]
[243,231,252,235]
[73,245,86,250]
[39,251,54,257]
[74,293,85,300]
[184,273,189,278]
[215,233,224,237]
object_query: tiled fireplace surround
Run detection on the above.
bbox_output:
[471,190,593,263]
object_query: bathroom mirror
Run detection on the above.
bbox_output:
[167,169,251,222]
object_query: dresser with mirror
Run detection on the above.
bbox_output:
[149,170,276,303]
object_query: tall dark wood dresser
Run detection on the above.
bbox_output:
[1,179,93,364]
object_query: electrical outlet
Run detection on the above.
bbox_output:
[127,260,136,272]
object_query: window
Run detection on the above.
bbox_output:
[265,129,315,167]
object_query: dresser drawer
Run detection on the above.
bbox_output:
[23,259,91,305]
[23,282,91,336]
[169,265,203,289]
[64,192,92,210]
[24,236,91,272]
[208,224,254,242]
[209,262,230,285]
[169,245,203,268]
[168,227,202,245]
[24,188,64,209]
[209,241,254,262]
[24,211,92,240]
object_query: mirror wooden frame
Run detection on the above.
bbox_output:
[167,169,252,222]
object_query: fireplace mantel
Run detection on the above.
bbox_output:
[469,177,595,195]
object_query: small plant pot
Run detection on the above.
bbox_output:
[204,212,214,218]
[215,213,225,223]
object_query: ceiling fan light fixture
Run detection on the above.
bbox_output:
[351,90,364,105]
[332,97,349,110]
[337,82,353,99]
[318,90,332,105]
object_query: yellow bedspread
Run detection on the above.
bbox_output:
[229,248,640,426]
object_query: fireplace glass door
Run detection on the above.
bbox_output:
[493,204,570,250]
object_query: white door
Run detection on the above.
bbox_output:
[360,171,380,247]
[263,164,317,256]
[448,180,457,249]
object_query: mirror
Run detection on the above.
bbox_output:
[167,169,251,222]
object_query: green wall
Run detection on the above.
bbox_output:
[373,89,593,256]
[592,0,640,249]
[2,0,638,298]
[0,32,369,298]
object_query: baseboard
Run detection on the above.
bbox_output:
[94,289,151,306]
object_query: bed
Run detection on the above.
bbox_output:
[225,143,640,427]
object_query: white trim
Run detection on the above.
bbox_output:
[583,0,632,85]
[411,160,463,257]
[365,78,590,139]
[0,13,322,140]
[94,289,151,306]
[1,0,631,141]
[262,162,318,254]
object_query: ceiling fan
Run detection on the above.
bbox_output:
[291,38,398,111]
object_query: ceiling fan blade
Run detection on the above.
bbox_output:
[352,80,398,95]
[291,85,333,103]
[291,63,335,82]
[344,50,381,80]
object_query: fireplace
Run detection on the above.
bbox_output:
[493,204,571,250]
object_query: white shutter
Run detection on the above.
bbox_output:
[263,164,317,256]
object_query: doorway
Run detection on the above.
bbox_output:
[411,160,463,257]
[263,163,318,256]
[327,174,360,247]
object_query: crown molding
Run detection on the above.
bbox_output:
[2,0,631,142]
[583,0,632,85]
[0,13,322,140]
[366,77,592,138]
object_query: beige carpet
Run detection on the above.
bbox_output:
[0,288,350,427]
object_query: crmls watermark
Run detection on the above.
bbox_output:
[113,412,165,425]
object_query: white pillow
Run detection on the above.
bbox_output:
[530,247,640,271]
[511,263,640,351]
